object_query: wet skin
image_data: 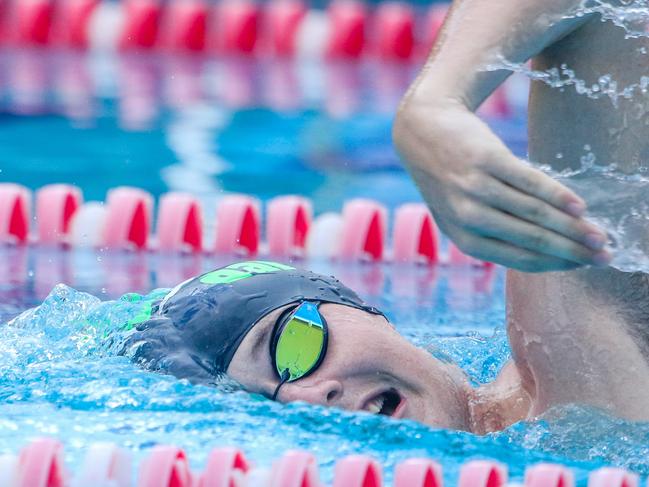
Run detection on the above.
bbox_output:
[228,303,531,433]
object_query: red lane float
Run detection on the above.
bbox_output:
[160,0,208,53]
[264,0,307,57]
[373,2,415,61]
[326,0,368,59]
[394,458,443,487]
[458,461,507,487]
[157,192,203,253]
[588,468,638,487]
[118,0,162,51]
[36,184,82,245]
[392,203,439,264]
[448,243,494,269]
[271,450,320,487]
[16,438,68,487]
[102,187,153,250]
[339,199,387,262]
[525,464,575,487]
[212,0,260,55]
[266,195,312,257]
[0,183,31,244]
[137,446,194,487]
[333,455,382,487]
[51,0,99,49]
[214,194,261,256]
[12,0,55,46]
[74,443,131,487]
[199,447,250,487]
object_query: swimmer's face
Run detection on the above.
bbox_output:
[227,304,472,430]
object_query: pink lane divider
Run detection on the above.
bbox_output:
[102,187,154,250]
[160,0,208,53]
[333,455,382,487]
[199,447,250,487]
[525,464,575,487]
[16,438,68,487]
[0,183,31,244]
[137,445,194,487]
[212,0,261,55]
[264,0,307,57]
[50,0,99,49]
[392,203,440,264]
[326,0,368,59]
[339,199,387,262]
[214,194,261,256]
[448,243,494,269]
[373,2,415,61]
[0,454,19,486]
[36,184,83,245]
[118,0,162,51]
[270,450,320,487]
[72,443,131,487]
[157,192,203,253]
[458,461,507,487]
[12,0,55,46]
[394,458,443,487]
[266,195,313,257]
[588,468,639,487]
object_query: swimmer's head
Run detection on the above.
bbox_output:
[121,261,473,430]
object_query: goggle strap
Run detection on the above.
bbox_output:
[272,368,291,401]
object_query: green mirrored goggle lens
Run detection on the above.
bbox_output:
[274,302,326,382]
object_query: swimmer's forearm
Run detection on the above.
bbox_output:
[411,0,591,110]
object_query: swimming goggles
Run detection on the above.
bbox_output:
[269,301,328,401]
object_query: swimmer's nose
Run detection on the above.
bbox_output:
[277,379,343,406]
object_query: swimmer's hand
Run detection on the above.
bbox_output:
[393,97,611,272]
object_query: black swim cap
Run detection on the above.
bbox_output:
[119,261,385,384]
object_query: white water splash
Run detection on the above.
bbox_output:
[576,0,649,39]
[485,1,649,106]
[532,158,649,273]
[488,57,649,107]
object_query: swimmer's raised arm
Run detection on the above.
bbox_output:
[393,0,612,272]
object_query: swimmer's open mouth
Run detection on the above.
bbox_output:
[362,388,403,417]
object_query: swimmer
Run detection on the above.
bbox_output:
[125,1,649,433]
[119,260,481,431]
[118,257,646,434]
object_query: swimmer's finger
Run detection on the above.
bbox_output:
[488,157,587,216]
[451,230,584,273]
[473,177,608,250]
[461,204,611,267]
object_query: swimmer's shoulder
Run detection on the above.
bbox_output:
[614,272,649,358]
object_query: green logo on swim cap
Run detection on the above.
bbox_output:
[199,261,295,285]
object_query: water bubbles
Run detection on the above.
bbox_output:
[580,151,597,168]
[484,1,649,105]
[555,153,564,159]
[534,159,649,273]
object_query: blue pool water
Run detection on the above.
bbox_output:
[0,51,645,485]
